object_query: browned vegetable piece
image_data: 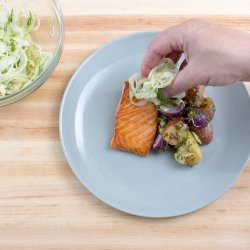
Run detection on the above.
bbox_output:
[162,118,189,146]
[190,122,213,145]
[184,85,205,106]
[175,131,202,166]
[199,97,215,121]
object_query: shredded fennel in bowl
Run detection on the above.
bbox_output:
[0,4,52,97]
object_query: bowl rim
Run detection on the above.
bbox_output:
[0,0,64,103]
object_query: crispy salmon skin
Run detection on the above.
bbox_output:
[110,81,158,156]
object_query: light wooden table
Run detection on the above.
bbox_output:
[0,1,250,249]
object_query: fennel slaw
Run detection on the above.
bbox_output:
[0,4,52,97]
[128,58,179,106]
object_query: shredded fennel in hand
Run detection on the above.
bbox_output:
[128,58,181,106]
[0,4,52,97]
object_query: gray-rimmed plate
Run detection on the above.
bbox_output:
[60,31,250,217]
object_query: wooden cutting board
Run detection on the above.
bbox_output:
[0,0,249,249]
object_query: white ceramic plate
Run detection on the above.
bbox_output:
[60,31,250,217]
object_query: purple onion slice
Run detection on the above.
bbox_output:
[152,133,168,152]
[158,99,185,118]
[185,107,209,128]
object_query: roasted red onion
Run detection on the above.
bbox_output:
[158,99,185,118]
[184,107,209,128]
[152,133,168,152]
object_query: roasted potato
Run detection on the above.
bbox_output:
[199,97,215,121]
[190,122,213,145]
[184,85,205,106]
[175,131,202,166]
[162,118,188,146]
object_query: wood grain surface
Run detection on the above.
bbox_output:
[0,0,250,249]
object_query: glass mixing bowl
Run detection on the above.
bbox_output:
[0,0,64,106]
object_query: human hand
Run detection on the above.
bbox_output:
[141,19,250,96]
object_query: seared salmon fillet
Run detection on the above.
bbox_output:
[111,81,158,156]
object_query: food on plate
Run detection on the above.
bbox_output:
[111,58,216,166]
[158,98,185,117]
[184,85,205,106]
[162,118,188,146]
[190,122,213,145]
[199,97,216,121]
[184,107,209,128]
[0,4,52,97]
[152,133,168,152]
[175,131,202,166]
[110,81,158,156]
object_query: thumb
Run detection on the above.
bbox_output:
[163,63,202,97]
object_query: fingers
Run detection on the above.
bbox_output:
[141,28,184,77]
[163,63,203,97]
[179,59,187,70]
[167,51,182,64]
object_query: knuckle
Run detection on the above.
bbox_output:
[182,18,208,32]
[185,18,204,26]
[146,45,161,59]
